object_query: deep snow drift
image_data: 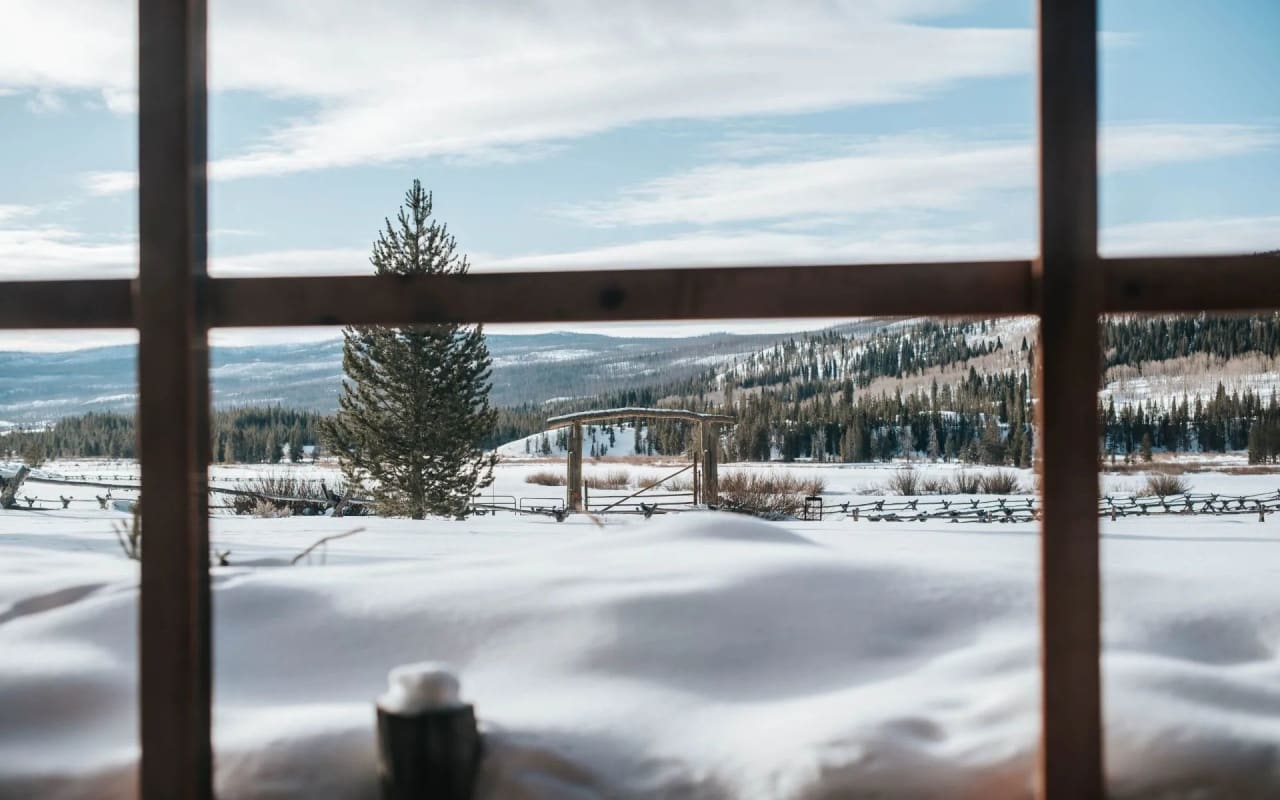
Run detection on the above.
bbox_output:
[2,468,1280,798]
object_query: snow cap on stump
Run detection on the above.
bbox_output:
[378,662,462,714]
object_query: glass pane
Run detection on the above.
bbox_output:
[1098,309,1280,796]
[1100,0,1280,257]
[207,2,1038,280]
[204,313,1041,796]
[0,4,138,282]
[204,0,1043,795]
[0,339,139,796]
[0,0,140,794]
[1100,1,1280,794]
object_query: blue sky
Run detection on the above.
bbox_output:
[0,0,1276,349]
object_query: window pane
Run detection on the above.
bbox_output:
[1098,309,1280,796]
[206,2,1037,280]
[1099,0,1280,257]
[0,339,139,796]
[0,3,138,281]
[203,315,1041,796]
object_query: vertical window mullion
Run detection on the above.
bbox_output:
[137,0,213,796]
[1036,0,1104,797]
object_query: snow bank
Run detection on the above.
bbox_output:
[2,504,1280,798]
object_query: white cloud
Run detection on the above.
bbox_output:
[25,89,66,114]
[2,1,1033,189]
[6,211,1273,287]
[85,171,139,196]
[476,213,1278,272]
[474,227,1032,272]
[1100,123,1280,173]
[0,205,37,225]
[560,124,1278,228]
[0,330,137,353]
[100,87,137,114]
[0,224,135,280]
[1102,215,1280,257]
[209,248,367,277]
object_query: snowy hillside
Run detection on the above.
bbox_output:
[1101,352,1280,409]
[0,330,816,425]
[496,421,651,458]
[3,469,1280,797]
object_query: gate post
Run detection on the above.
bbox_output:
[702,422,719,506]
[566,423,583,512]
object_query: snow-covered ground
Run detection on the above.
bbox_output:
[2,461,1280,798]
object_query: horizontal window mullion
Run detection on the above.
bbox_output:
[0,254,1276,331]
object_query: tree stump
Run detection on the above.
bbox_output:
[377,704,480,800]
[376,664,481,800]
[0,466,30,510]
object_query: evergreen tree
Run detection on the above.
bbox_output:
[926,424,940,462]
[321,181,497,519]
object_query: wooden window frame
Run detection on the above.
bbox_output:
[1,1,1276,797]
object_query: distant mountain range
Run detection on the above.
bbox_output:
[0,326,887,426]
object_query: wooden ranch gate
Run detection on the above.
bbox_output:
[546,407,735,509]
[0,1,1276,798]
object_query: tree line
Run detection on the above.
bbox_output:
[1104,312,1280,367]
[2,407,326,464]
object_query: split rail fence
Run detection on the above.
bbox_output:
[0,0,1277,798]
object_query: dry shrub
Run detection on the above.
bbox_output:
[719,471,825,516]
[1106,481,1141,498]
[114,502,141,561]
[590,454,666,465]
[886,467,922,496]
[232,473,335,515]
[949,470,983,495]
[979,470,1023,495]
[666,476,694,493]
[249,497,293,518]
[1105,460,1194,475]
[1144,473,1191,496]
[585,469,630,490]
[1225,465,1280,475]
[524,469,565,486]
[919,476,947,494]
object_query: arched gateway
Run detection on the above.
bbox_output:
[546,407,735,511]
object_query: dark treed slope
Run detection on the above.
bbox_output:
[4,408,325,464]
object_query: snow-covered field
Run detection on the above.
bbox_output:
[2,460,1280,799]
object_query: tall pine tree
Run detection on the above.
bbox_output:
[322,181,497,518]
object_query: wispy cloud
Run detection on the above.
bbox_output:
[209,248,367,277]
[6,210,1273,286]
[3,1,1034,191]
[0,205,37,225]
[559,124,1278,228]
[1102,215,1280,256]
[477,213,1279,271]
[0,224,135,279]
[85,171,139,196]
[24,89,66,114]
